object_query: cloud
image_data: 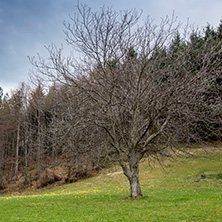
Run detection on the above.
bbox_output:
[0,0,74,93]
[0,0,221,94]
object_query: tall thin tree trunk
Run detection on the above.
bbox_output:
[24,138,29,184]
[14,122,20,182]
[76,152,80,176]
[0,146,3,189]
[37,117,41,180]
[51,133,56,169]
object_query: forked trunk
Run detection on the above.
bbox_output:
[119,151,144,197]
[120,158,144,198]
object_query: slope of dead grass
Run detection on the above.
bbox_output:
[0,146,222,221]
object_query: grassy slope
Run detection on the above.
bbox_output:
[0,149,222,222]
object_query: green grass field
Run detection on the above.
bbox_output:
[0,149,222,221]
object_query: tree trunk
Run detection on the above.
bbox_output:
[120,158,144,197]
[14,122,20,182]
[0,147,3,189]
[76,152,81,176]
[24,140,29,184]
[129,172,143,197]
[37,116,41,180]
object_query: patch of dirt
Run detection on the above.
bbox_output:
[107,171,122,176]
[1,164,94,193]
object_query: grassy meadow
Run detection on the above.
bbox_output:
[0,148,222,221]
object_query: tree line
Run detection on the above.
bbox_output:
[0,5,221,197]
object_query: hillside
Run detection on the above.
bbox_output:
[0,147,222,221]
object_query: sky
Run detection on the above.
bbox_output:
[0,0,222,95]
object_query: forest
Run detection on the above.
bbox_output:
[0,6,221,197]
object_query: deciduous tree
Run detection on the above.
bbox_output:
[31,4,222,197]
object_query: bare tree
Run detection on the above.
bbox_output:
[31,4,222,197]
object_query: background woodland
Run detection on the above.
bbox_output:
[0,9,221,194]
